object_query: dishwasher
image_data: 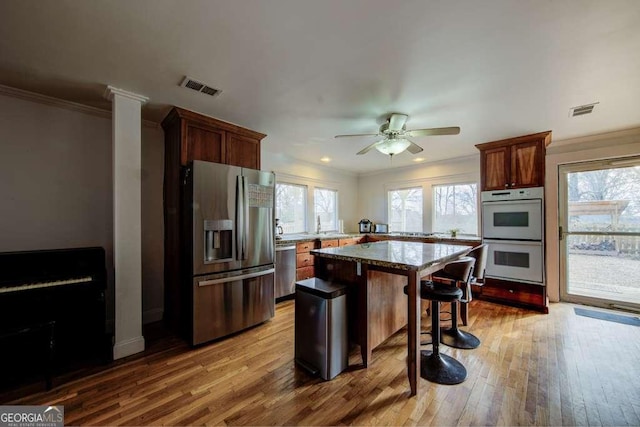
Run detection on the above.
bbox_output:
[275,245,296,300]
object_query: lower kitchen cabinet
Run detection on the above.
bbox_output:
[296,241,316,281]
[479,278,548,313]
[294,237,365,280]
[320,239,339,249]
[339,237,364,246]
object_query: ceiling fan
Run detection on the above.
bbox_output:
[335,113,460,157]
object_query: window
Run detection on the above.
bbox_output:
[433,183,478,234]
[388,187,423,232]
[314,188,338,232]
[275,183,307,234]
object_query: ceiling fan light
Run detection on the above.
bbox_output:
[375,138,411,156]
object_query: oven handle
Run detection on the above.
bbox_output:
[481,199,541,207]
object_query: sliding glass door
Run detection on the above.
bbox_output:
[559,158,640,311]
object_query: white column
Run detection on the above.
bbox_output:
[104,85,148,360]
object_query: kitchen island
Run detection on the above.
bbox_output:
[311,240,472,396]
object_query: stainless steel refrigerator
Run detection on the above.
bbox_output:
[185,160,275,345]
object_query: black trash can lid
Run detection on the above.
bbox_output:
[295,278,347,299]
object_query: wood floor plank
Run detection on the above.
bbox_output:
[3,299,640,426]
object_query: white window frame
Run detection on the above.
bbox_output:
[387,186,424,232]
[314,187,339,233]
[432,182,478,235]
[275,182,308,234]
[384,173,479,234]
[275,173,345,234]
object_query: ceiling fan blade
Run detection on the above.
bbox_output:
[388,113,408,131]
[406,139,424,154]
[407,126,461,137]
[334,133,379,138]
[356,140,383,155]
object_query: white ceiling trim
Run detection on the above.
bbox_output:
[0,84,159,128]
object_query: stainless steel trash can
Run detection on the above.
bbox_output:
[294,278,348,380]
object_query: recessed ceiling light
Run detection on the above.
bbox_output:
[320,156,331,162]
[413,157,425,162]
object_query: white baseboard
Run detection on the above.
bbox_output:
[113,336,145,360]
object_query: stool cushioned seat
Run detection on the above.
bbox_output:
[403,281,462,302]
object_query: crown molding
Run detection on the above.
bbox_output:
[104,85,149,104]
[0,83,158,128]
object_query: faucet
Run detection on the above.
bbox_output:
[316,215,321,234]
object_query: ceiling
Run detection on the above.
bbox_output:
[1,0,639,174]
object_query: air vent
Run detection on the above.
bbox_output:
[569,102,598,117]
[180,76,222,97]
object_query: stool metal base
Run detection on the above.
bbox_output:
[440,327,481,349]
[420,350,467,385]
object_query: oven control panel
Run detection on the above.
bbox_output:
[481,186,543,202]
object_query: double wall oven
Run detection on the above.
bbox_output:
[481,187,544,285]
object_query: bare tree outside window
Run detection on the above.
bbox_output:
[388,188,423,232]
[433,183,478,234]
[568,166,640,232]
[314,188,337,231]
[276,183,306,233]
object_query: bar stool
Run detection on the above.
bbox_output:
[405,280,467,384]
[433,257,481,349]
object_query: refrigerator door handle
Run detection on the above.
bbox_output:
[241,175,249,260]
[197,268,275,287]
[236,175,244,260]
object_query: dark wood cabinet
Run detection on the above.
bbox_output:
[163,107,265,169]
[183,124,225,164]
[161,107,266,331]
[476,131,551,191]
[226,133,261,168]
[478,277,548,313]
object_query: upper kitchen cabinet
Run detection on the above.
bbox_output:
[161,107,265,169]
[225,133,261,169]
[476,131,552,191]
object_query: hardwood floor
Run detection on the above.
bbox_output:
[3,299,640,426]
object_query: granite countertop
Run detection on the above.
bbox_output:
[275,232,480,246]
[311,240,471,271]
[380,233,481,243]
[275,233,361,245]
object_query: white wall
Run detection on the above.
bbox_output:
[0,89,165,325]
[261,151,359,233]
[545,127,640,303]
[356,155,481,234]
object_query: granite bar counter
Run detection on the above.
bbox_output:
[311,240,471,271]
[311,240,472,397]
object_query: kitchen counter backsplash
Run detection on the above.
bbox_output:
[276,232,480,246]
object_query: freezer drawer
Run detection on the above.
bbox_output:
[192,267,275,345]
